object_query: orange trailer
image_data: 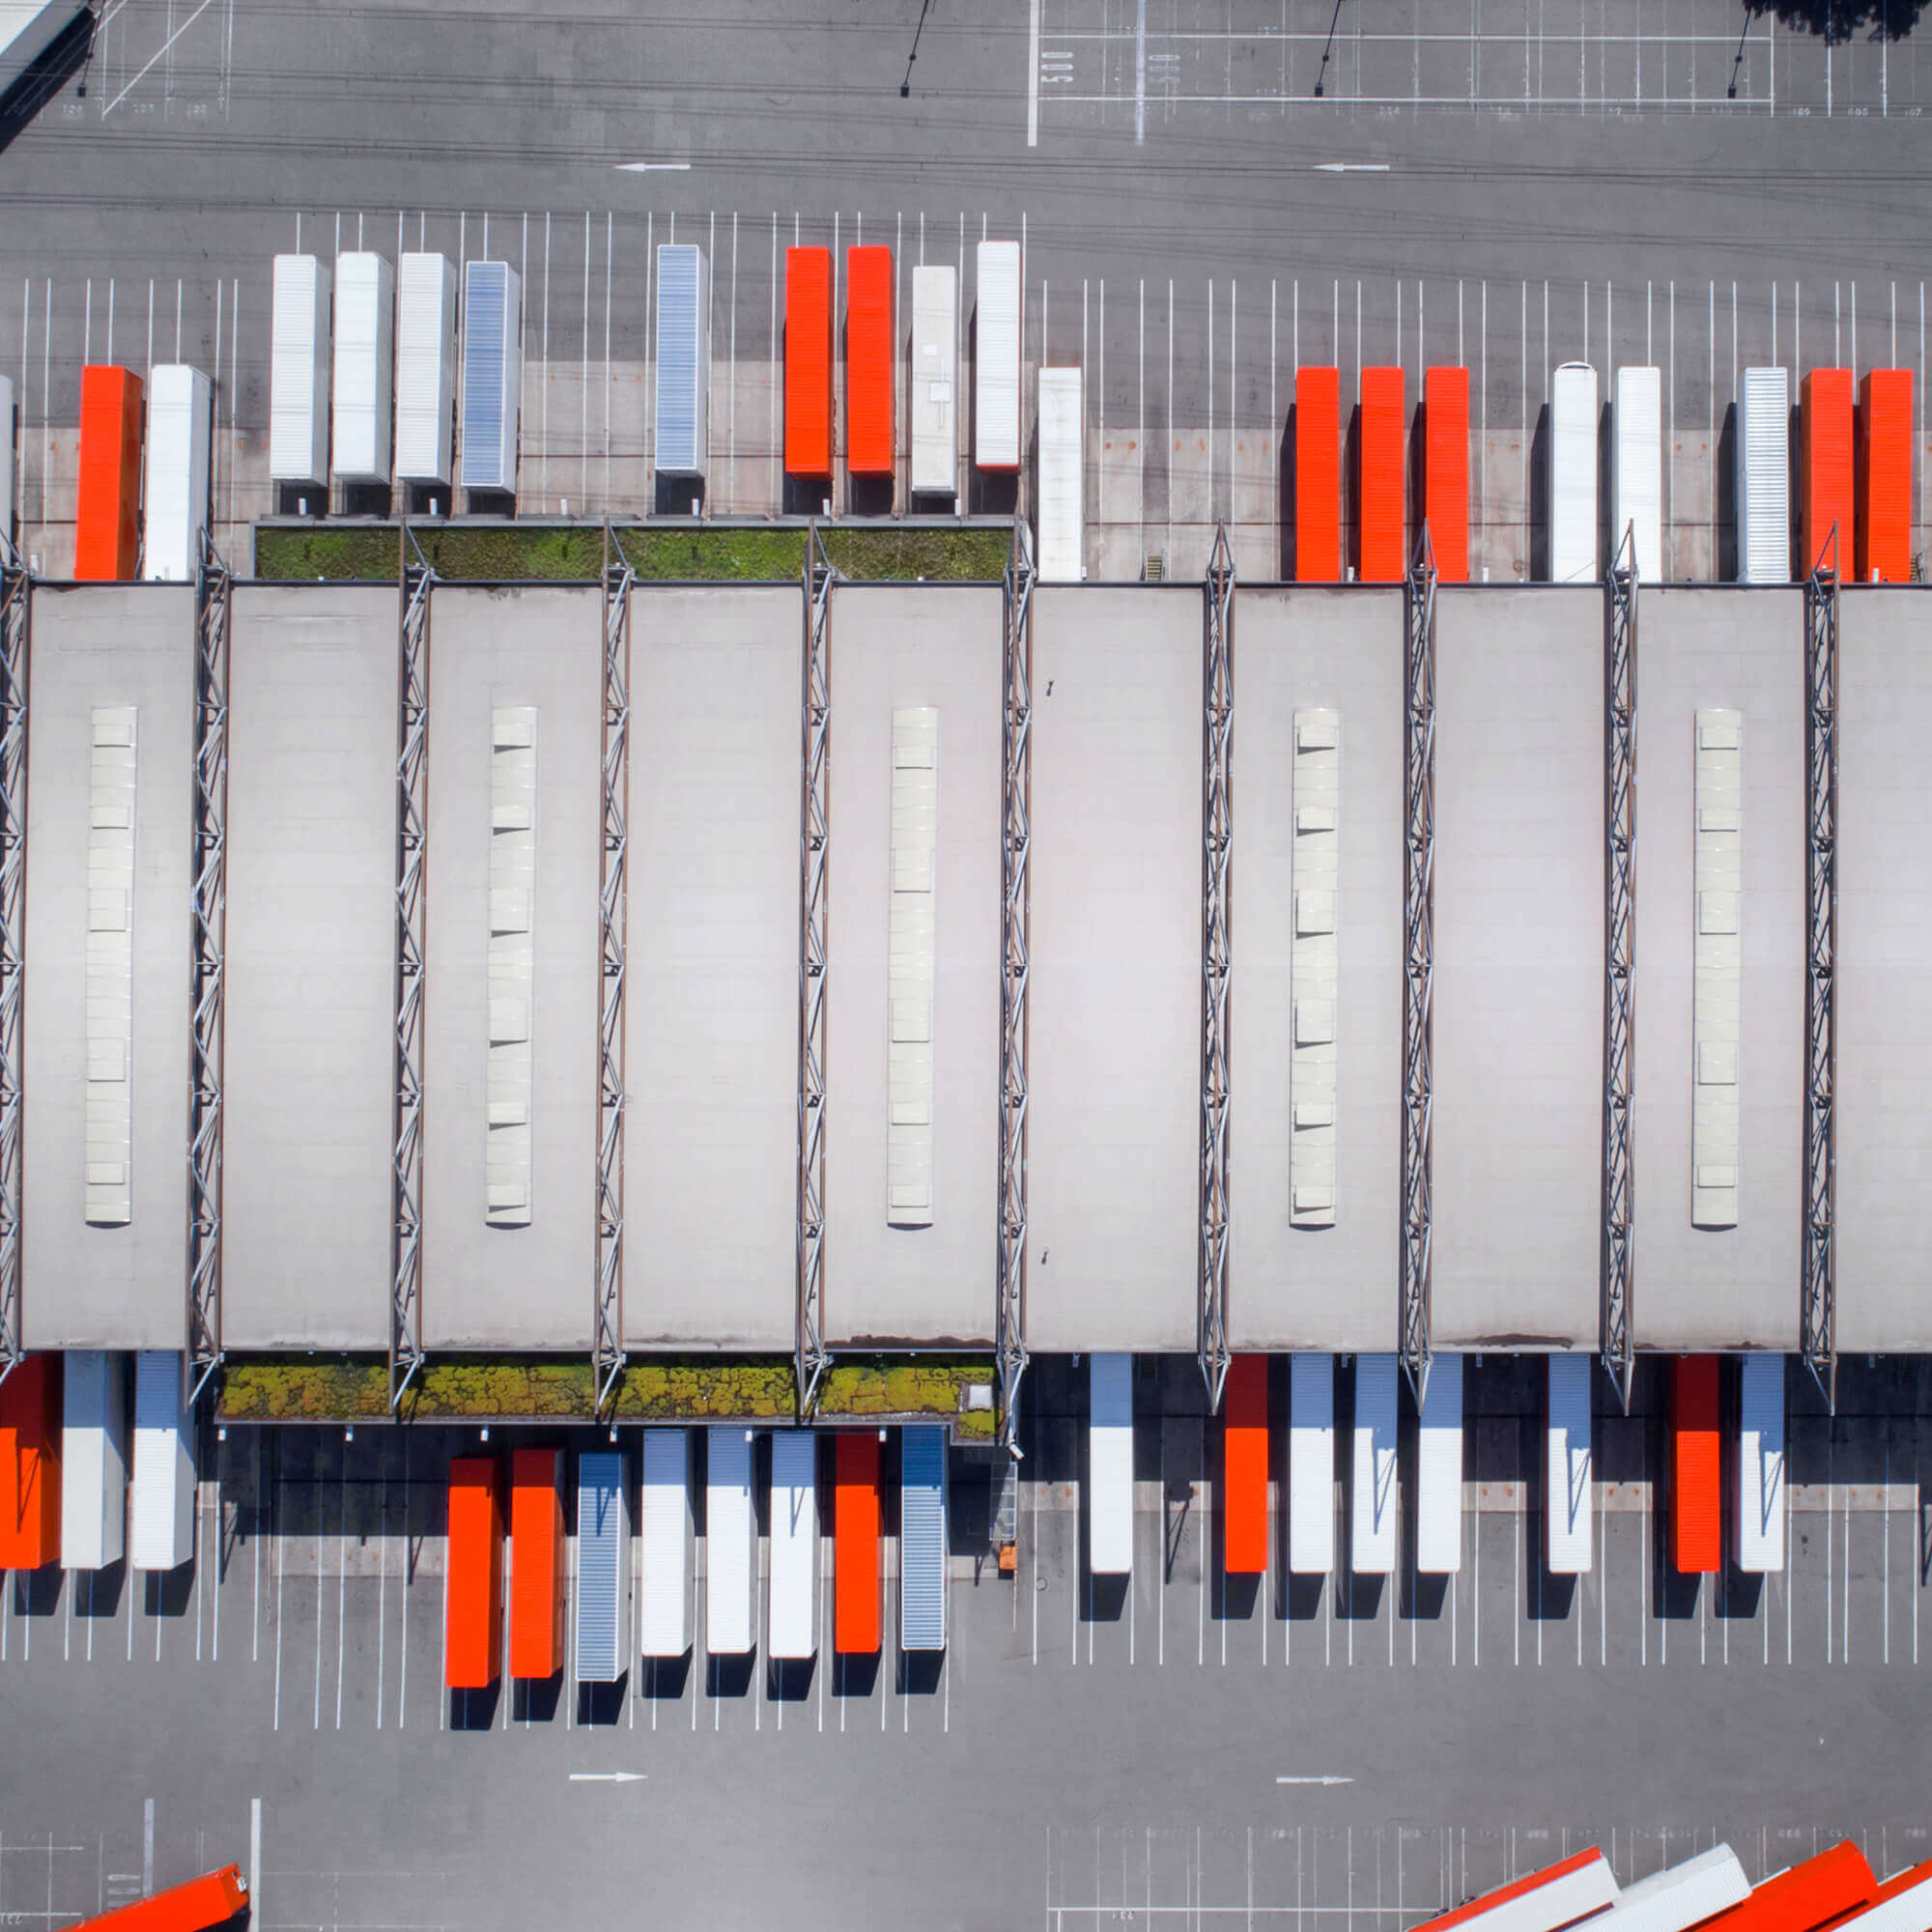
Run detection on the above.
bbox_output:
[0,1351,60,1570]
[75,365,144,582]
[834,1432,880,1655]
[1221,1354,1268,1576]
[1801,368,1854,581]
[1294,367,1341,582]
[1358,366,1406,582]
[845,244,895,479]
[444,1455,502,1690]
[1858,368,1913,583]
[69,1864,248,1931]
[785,246,834,478]
[1424,365,1470,582]
[1672,1354,1721,1576]
[509,1447,564,1681]
[1699,1843,1875,1932]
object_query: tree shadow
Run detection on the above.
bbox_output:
[1745,0,1927,37]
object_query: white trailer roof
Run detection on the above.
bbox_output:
[1612,365,1662,583]
[1088,1352,1135,1577]
[705,1426,755,1655]
[1289,1353,1335,1575]
[1599,1848,1747,1932]
[1737,1353,1786,1574]
[974,240,1021,470]
[61,1350,126,1572]
[1415,1350,1464,1574]
[269,253,329,487]
[639,1429,690,1659]
[1549,361,1600,583]
[767,1430,817,1662]
[1430,1852,1620,1932]
[1546,1354,1594,1574]
[1833,1872,1932,1932]
[129,1349,194,1573]
[1350,1352,1399,1575]
[909,265,958,497]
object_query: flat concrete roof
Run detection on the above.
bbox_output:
[21,584,195,1350]
[1027,586,1201,1354]
[1227,587,1404,1353]
[1634,587,1804,1351]
[1431,587,1604,1350]
[421,587,599,1351]
[625,584,799,1350]
[823,584,1001,1349]
[223,584,398,1350]
[1836,589,1932,1353]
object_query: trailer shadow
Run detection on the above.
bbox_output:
[767,1655,814,1703]
[575,1675,629,1727]
[510,1674,562,1724]
[833,1650,881,1700]
[450,1682,504,1731]
[641,1652,693,1702]
[75,1561,127,1620]
[1399,1568,1450,1622]
[1283,1572,1324,1622]
[706,1653,755,1701]
[146,1564,195,1621]
[896,1651,944,1697]
[13,1564,61,1619]
[1337,1571,1384,1622]
[1715,1566,1764,1621]
[655,474,708,518]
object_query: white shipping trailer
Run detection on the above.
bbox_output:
[130,1350,194,1572]
[269,252,329,487]
[1737,1353,1786,1574]
[1450,1854,1620,1932]
[574,1450,631,1683]
[1288,1353,1335,1575]
[394,252,457,487]
[1350,1353,1399,1575]
[1088,1352,1134,1577]
[768,1431,817,1662]
[1600,1848,1747,1932]
[460,260,522,494]
[331,252,394,485]
[975,240,1022,471]
[1037,366,1084,582]
[705,1426,755,1656]
[142,365,211,583]
[1736,365,1791,584]
[639,1429,691,1659]
[1612,365,1662,582]
[910,265,958,497]
[1549,360,1600,583]
[61,1350,127,1572]
[1415,1350,1464,1575]
[1836,1873,1932,1932]
[1546,1354,1594,1575]
[654,243,709,478]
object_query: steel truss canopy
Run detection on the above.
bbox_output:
[0,541,24,1379]
[1803,532,1839,1412]
[1198,526,1235,1409]
[1601,525,1637,1414]
[998,520,1035,1454]
[1400,529,1436,1412]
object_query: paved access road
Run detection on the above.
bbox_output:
[2,1356,1929,1928]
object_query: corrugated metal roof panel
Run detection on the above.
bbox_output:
[574,1449,629,1683]
[639,1429,690,1659]
[1289,1353,1335,1575]
[460,260,522,493]
[654,242,708,477]
[1736,365,1791,584]
[705,1425,755,1656]
[899,1426,948,1651]
[768,1430,817,1661]
[1416,1350,1464,1574]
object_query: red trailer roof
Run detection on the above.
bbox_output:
[1700,1843,1875,1932]
[1672,1354,1721,1575]
[1222,1354,1268,1576]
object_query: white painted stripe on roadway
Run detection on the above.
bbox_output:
[1029,0,1041,145]
[613,161,691,171]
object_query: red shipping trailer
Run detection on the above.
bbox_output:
[785,246,834,478]
[444,1455,502,1690]
[1222,1354,1268,1576]
[1857,368,1913,583]
[0,1350,60,1570]
[1424,365,1469,582]
[1358,366,1406,582]
[845,244,895,479]
[1672,1354,1721,1576]
[1295,366,1341,582]
[1801,368,1854,581]
[834,1432,881,1655]
[75,365,144,582]
[69,1864,247,1931]
[509,1447,564,1680]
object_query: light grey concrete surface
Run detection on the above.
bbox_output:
[1028,585,1201,1354]
[20,584,194,1350]
[1228,586,1404,1353]
[1432,588,1604,1349]
[625,584,797,1350]
[1837,589,1932,1353]
[422,587,599,1351]
[223,585,398,1350]
[1634,588,1804,1352]
[822,584,1001,1349]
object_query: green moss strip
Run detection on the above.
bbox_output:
[252,523,1013,585]
[217,1353,997,1437]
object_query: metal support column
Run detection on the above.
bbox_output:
[186,532,232,1406]
[796,523,836,1417]
[0,545,27,1379]
[1601,526,1637,1414]
[997,519,1035,1454]
[389,527,433,1409]
[1400,530,1437,1410]
[1198,525,1235,1410]
[594,526,634,1415]
[1803,533,1840,1411]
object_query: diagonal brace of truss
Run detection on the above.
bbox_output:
[186,530,232,1407]
[0,545,27,1380]
[389,526,434,1411]
[1400,528,1437,1412]
[796,524,837,1418]
[998,520,1035,1455]
[1803,530,1840,1413]
[594,526,634,1416]
[1199,526,1236,1411]
[1601,525,1638,1415]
